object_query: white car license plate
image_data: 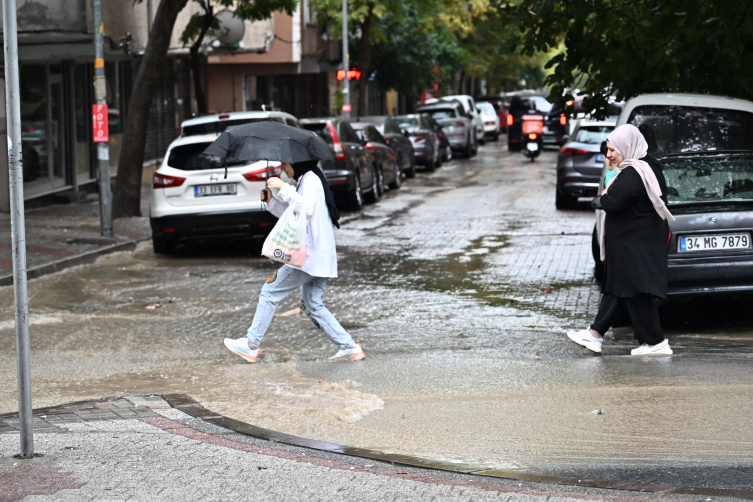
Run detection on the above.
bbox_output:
[526,142,539,151]
[679,233,751,252]
[195,183,236,197]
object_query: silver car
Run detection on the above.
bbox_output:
[395,114,441,171]
[555,118,615,209]
[592,93,753,298]
[416,102,475,158]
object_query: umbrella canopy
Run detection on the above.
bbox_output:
[201,120,334,167]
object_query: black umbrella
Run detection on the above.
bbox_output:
[201,121,333,178]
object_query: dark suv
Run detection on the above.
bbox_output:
[301,118,378,210]
[507,94,567,151]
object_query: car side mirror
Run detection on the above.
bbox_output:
[591,196,603,210]
[402,129,409,137]
[600,141,608,156]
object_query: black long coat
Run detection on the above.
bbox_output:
[600,155,670,299]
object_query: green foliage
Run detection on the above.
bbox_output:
[500,0,753,118]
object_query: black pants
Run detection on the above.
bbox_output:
[590,293,664,345]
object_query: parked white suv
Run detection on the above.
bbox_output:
[150,111,300,254]
[435,95,485,146]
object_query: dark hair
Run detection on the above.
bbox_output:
[292,160,340,229]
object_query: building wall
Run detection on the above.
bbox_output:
[0,0,87,32]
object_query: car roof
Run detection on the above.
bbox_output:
[576,118,617,128]
[349,122,375,129]
[182,111,296,128]
[300,117,338,124]
[619,93,753,123]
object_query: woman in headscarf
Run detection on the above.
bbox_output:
[223,160,365,363]
[567,124,675,356]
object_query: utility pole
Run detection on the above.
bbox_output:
[93,0,114,237]
[341,0,351,118]
[2,0,35,458]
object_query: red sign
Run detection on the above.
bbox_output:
[93,104,109,143]
[336,69,362,81]
[342,104,352,113]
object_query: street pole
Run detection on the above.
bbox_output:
[2,0,35,458]
[93,0,113,237]
[341,0,350,119]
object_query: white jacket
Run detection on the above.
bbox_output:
[266,171,338,278]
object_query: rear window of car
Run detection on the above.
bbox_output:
[628,105,753,155]
[478,103,496,115]
[574,126,613,144]
[510,96,552,114]
[396,117,421,130]
[302,123,333,144]
[423,108,456,120]
[662,155,753,204]
[182,117,283,136]
[167,143,215,171]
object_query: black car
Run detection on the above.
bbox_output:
[356,116,416,179]
[507,93,567,151]
[301,118,379,210]
[350,122,401,194]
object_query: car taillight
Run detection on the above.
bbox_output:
[559,113,567,125]
[560,147,589,155]
[485,121,494,126]
[365,142,375,152]
[243,163,282,182]
[153,173,186,189]
[528,133,537,140]
[455,121,465,127]
[507,115,513,126]
[326,122,347,161]
[413,134,426,142]
[667,232,672,249]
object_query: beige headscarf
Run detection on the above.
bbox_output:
[599,124,675,261]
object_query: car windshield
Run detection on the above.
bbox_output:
[182,117,282,136]
[661,155,753,204]
[167,143,216,171]
[575,126,613,144]
[628,105,753,155]
[396,117,421,130]
[302,123,332,144]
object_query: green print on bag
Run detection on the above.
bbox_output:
[261,206,308,267]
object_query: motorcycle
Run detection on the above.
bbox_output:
[521,114,544,162]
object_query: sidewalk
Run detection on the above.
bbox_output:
[0,395,749,502]
[0,188,151,286]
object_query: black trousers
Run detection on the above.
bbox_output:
[590,293,664,346]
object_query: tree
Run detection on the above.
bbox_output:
[499,0,753,117]
[114,0,297,218]
[311,0,490,116]
[180,0,297,115]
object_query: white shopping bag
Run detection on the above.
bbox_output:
[261,205,307,267]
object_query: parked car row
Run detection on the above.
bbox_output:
[150,110,456,254]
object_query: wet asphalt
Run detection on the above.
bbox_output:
[0,141,752,492]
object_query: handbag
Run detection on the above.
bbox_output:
[261,204,307,267]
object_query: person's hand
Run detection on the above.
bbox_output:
[605,157,613,170]
[260,188,271,202]
[602,187,608,195]
[267,177,285,190]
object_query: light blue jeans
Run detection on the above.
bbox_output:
[246,265,356,350]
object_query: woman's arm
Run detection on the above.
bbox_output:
[265,196,288,218]
[275,179,317,219]
[600,168,640,214]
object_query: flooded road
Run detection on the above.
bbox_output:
[1,143,752,490]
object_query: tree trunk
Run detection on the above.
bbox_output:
[356,10,373,117]
[189,5,214,116]
[113,0,189,218]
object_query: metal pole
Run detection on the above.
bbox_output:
[2,0,35,458]
[341,0,350,119]
[93,0,113,237]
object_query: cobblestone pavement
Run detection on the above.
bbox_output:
[1,394,747,502]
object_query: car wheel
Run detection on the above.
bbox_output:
[555,187,578,209]
[389,160,402,189]
[493,131,500,142]
[508,140,520,152]
[471,132,478,156]
[153,236,176,255]
[479,132,486,146]
[363,165,379,204]
[435,148,443,168]
[592,227,604,281]
[406,154,417,179]
[462,135,473,158]
[425,156,436,172]
[376,166,385,196]
[346,170,363,211]
[445,145,452,161]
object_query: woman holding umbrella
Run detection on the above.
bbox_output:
[211,122,364,362]
[567,124,674,356]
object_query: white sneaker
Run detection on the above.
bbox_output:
[223,337,261,363]
[631,339,673,356]
[566,328,603,353]
[329,344,365,361]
